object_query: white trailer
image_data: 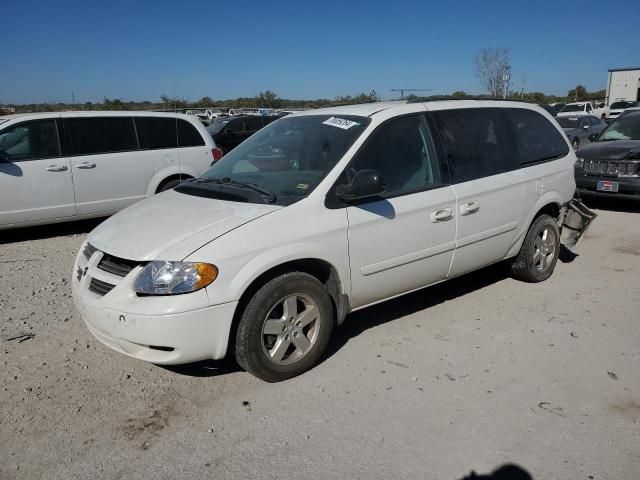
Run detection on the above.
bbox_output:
[606,67,640,105]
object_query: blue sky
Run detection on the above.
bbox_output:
[2,0,639,104]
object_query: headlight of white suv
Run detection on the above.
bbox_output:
[133,261,218,295]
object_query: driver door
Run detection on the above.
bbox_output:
[0,118,76,227]
[339,114,457,308]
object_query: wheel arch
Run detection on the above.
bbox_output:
[506,194,564,258]
[227,257,349,357]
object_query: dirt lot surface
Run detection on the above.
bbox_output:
[1,200,639,480]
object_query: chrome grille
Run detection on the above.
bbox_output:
[97,254,140,277]
[89,278,115,296]
[583,160,639,177]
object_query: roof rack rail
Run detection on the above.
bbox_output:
[407,96,535,104]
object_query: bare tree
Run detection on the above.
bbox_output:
[474,47,512,98]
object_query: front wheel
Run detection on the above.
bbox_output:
[511,214,560,283]
[234,272,334,382]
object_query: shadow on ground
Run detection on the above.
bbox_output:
[0,218,105,244]
[582,196,640,214]
[459,463,533,480]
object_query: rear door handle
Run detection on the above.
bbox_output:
[75,162,96,169]
[460,201,480,216]
[45,164,68,172]
[430,207,454,223]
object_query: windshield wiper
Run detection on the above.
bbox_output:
[197,177,277,203]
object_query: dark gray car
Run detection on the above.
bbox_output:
[556,115,606,150]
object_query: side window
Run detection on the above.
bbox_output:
[68,117,138,155]
[226,119,245,133]
[136,117,177,149]
[0,120,60,161]
[432,108,515,183]
[177,119,205,147]
[503,108,570,165]
[244,116,263,131]
[349,114,442,196]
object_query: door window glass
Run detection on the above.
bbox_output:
[244,116,263,131]
[349,115,442,196]
[0,120,60,161]
[432,108,515,182]
[68,117,138,155]
[177,119,205,147]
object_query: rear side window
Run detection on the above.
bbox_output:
[0,120,60,161]
[136,117,178,149]
[227,119,245,133]
[431,108,516,183]
[177,119,205,147]
[244,117,263,131]
[503,108,569,165]
[68,117,138,155]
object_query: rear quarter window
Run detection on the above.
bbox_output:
[177,119,205,147]
[136,117,178,149]
[503,108,569,165]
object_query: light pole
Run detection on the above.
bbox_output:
[502,70,510,99]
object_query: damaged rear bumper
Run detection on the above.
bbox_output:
[560,197,597,249]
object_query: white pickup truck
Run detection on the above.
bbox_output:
[557,102,609,119]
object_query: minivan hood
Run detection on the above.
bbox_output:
[577,140,640,161]
[88,190,281,261]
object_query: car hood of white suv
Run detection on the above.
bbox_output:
[87,190,282,261]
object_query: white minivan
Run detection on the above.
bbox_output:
[0,111,222,230]
[72,100,590,382]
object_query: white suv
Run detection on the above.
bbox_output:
[0,111,222,230]
[72,100,589,382]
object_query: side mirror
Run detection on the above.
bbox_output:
[335,169,386,202]
[588,133,599,141]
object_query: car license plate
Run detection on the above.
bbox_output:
[597,180,619,192]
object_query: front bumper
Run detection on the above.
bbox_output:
[72,243,238,365]
[575,172,640,201]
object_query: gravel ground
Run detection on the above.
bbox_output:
[1,200,639,480]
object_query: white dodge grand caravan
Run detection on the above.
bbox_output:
[0,111,221,230]
[72,100,591,382]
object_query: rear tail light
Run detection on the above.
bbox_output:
[211,148,223,165]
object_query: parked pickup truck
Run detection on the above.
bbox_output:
[557,102,609,120]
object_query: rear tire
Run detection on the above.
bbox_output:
[511,214,560,283]
[234,272,334,382]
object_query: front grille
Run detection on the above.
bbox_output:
[97,254,140,277]
[89,278,115,296]
[83,243,97,260]
[584,160,639,177]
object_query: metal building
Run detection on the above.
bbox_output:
[606,67,640,105]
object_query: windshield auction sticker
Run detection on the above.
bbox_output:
[322,117,360,130]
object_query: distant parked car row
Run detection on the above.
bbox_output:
[206,115,279,154]
[556,115,606,150]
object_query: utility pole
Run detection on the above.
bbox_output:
[71,90,75,105]
[502,70,510,99]
[390,88,432,99]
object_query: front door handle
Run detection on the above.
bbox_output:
[45,164,68,172]
[460,201,480,216]
[75,162,96,169]
[430,207,454,223]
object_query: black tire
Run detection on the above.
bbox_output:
[571,138,579,150]
[234,272,334,382]
[156,178,182,193]
[511,214,560,283]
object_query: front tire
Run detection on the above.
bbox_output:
[511,214,560,283]
[234,272,334,382]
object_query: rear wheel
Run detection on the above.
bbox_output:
[234,272,334,382]
[511,214,560,283]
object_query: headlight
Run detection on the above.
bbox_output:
[133,261,218,295]
[574,157,584,169]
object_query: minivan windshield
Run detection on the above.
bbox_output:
[598,112,640,141]
[179,114,370,205]
[559,104,585,113]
